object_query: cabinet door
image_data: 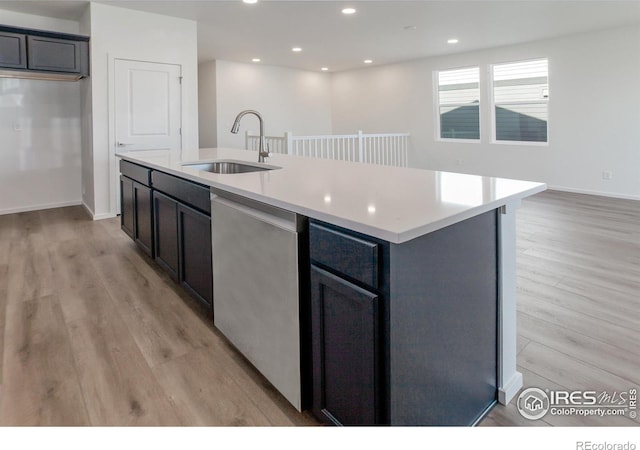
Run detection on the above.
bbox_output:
[133,182,153,257]
[311,265,380,425]
[0,32,26,69]
[178,203,213,308]
[153,191,179,281]
[120,175,135,239]
[26,35,82,73]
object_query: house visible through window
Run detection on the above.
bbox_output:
[492,59,548,143]
[437,67,480,140]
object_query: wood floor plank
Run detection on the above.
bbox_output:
[517,336,531,355]
[6,240,54,303]
[0,211,42,244]
[210,331,319,426]
[517,277,640,331]
[153,347,273,426]
[518,342,639,426]
[91,251,213,368]
[76,218,134,259]
[0,286,6,384]
[48,239,104,292]
[38,206,92,244]
[0,240,10,266]
[518,294,640,356]
[66,305,182,426]
[0,295,89,426]
[518,312,640,386]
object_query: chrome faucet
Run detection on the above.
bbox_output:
[230,110,269,163]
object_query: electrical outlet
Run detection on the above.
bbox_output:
[602,171,613,180]
[456,159,463,165]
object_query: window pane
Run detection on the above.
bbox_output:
[437,67,480,140]
[493,59,548,143]
[495,105,547,142]
[440,105,480,139]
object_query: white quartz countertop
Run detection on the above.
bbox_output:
[117,148,546,244]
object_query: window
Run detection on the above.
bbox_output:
[436,67,480,140]
[491,59,548,143]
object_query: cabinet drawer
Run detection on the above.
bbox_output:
[151,170,211,215]
[120,160,151,187]
[310,223,379,289]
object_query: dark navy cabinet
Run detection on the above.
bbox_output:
[0,25,89,77]
[309,222,388,426]
[310,266,381,425]
[120,160,153,258]
[309,212,499,426]
[151,172,213,310]
[153,191,180,281]
[26,35,86,74]
[0,31,26,69]
[120,160,213,311]
[178,203,213,307]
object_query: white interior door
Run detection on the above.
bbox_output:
[114,59,182,153]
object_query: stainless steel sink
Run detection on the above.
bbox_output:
[182,160,279,174]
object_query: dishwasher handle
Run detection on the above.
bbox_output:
[211,195,298,233]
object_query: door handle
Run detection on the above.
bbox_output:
[117,142,132,147]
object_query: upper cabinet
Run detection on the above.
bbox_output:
[0,31,26,69]
[0,25,89,80]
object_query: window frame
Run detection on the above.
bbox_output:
[434,65,482,144]
[489,57,550,146]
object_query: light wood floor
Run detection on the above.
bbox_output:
[482,190,640,426]
[0,190,638,426]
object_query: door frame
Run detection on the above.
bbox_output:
[107,55,183,216]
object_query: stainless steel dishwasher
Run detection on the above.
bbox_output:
[211,192,305,411]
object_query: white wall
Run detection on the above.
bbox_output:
[0,9,79,34]
[85,2,199,219]
[213,60,333,149]
[0,9,82,215]
[331,25,640,200]
[198,60,217,147]
[78,6,94,214]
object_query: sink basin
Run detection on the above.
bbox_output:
[182,160,279,174]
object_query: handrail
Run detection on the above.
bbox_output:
[245,130,410,167]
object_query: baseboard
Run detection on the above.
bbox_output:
[81,201,118,221]
[81,201,95,219]
[547,185,640,201]
[93,212,118,220]
[498,371,523,405]
[0,200,82,216]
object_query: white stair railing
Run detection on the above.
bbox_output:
[246,130,410,167]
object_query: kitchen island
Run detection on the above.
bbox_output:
[117,147,546,426]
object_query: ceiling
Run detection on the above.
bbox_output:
[1,0,639,72]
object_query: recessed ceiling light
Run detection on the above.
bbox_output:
[242,0,258,4]
[342,7,356,15]
[252,58,261,62]
[403,25,417,31]
[321,67,329,71]
[364,59,373,64]
[292,47,302,52]
[447,38,459,44]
